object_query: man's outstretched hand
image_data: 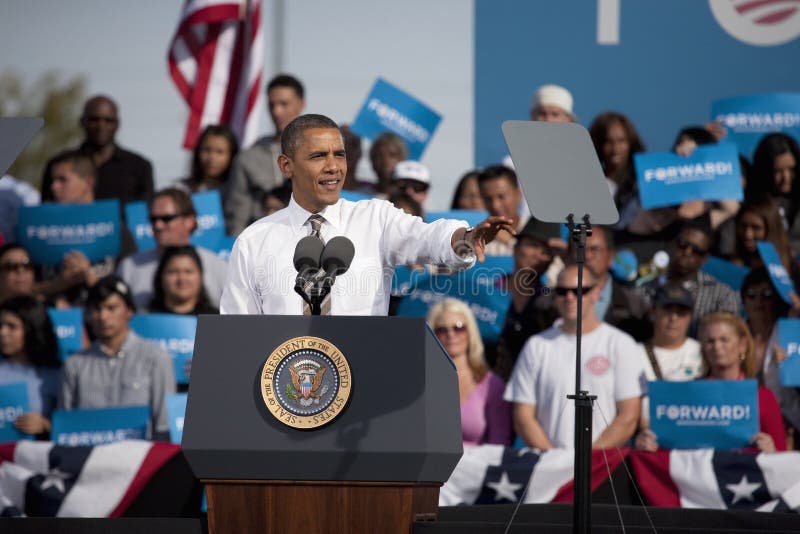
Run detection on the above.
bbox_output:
[451,216,517,263]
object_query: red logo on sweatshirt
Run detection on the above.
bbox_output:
[586,355,611,376]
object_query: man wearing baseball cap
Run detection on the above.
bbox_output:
[634,284,703,449]
[392,160,431,209]
[59,275,176,437]
[638,284,702,384]
[530,84,576,123]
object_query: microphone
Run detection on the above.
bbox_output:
[293,236,324,287]
[315,236,355,284]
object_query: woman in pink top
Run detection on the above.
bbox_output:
[428,298,512,446]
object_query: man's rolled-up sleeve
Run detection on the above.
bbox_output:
[380,202,475,270]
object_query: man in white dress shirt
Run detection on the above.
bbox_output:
[221,114,514,315]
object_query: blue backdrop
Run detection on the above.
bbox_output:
[475,0,800,166]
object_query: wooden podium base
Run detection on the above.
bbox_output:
[204,479,441,534]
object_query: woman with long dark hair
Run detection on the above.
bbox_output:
[450,170,485,211]
[730,197,795,272]
[747,133,800,252]
[149,246,218,315]
[178,125,239,193]
[0,295,61,437]
[589,112,645,222]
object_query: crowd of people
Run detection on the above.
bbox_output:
[1,73,799,462]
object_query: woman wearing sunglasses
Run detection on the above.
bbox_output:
[427,298,512,447]
[0,244,37,304]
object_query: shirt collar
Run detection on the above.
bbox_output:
[286,195,343,233]
[95,329,137,358]
[79,142,120,161]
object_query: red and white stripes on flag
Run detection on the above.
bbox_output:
[168,0,264,150]
[630,449,800,512]
[0,440,180,517]
[439,445,628,506]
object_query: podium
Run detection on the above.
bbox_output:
[182,315,463,534]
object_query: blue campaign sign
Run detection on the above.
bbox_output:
[701,256,751,292]
[649,379,759,450]
[130,313,197,385]
[47,308,83,362]
[350,77,442,160]
[426,210,489,228]
[634,143,742,210]
[712,93,800,158]
[125,191,226,252]
[125,201,154,252]
[475,255,514,278]
[777,319,800,387]
[190,190,226,250]
[51,405,150,446]
[391,265,432,297]
[340,190,373,202]
[165,393,187,445]
[475,2,800,167]
[17,200,121,265]
[756,241,797,305]
[396,261,511,342]
[212,235,237,262]
[0,383,32,442]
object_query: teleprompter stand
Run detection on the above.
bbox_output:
[566,213,598,534]
[503,121,619,534]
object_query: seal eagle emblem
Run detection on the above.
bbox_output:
[260,336,352,429]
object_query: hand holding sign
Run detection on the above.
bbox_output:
[14,412,50,435]
[756,241,798,306]
[712,93,800,158]
[61,251,98,286]
[777,318,800,387]
[751,431,776,453]
[634,143,742,210]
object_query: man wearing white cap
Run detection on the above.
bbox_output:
[530,84,575,123]
[393,160,431,210]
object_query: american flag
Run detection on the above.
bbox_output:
[168,0,264,150]
[0,441,180,517]
[441,445,800,513]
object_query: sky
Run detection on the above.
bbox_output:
[0,0,474,210]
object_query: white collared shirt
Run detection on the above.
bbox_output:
[220,196,474,315]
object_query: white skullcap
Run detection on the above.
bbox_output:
[532,84,574,115]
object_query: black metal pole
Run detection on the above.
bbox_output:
[566,214,596,534]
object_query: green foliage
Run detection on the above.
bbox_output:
[0,70,86,187]
[285,382,298,400]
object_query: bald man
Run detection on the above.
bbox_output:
[41,95,153,205]
[504,265,644,450]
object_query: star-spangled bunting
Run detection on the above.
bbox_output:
[0,440,180,517]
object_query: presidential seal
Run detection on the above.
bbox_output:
[260,336,352,429]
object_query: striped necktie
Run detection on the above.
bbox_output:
[304,214,331,315]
